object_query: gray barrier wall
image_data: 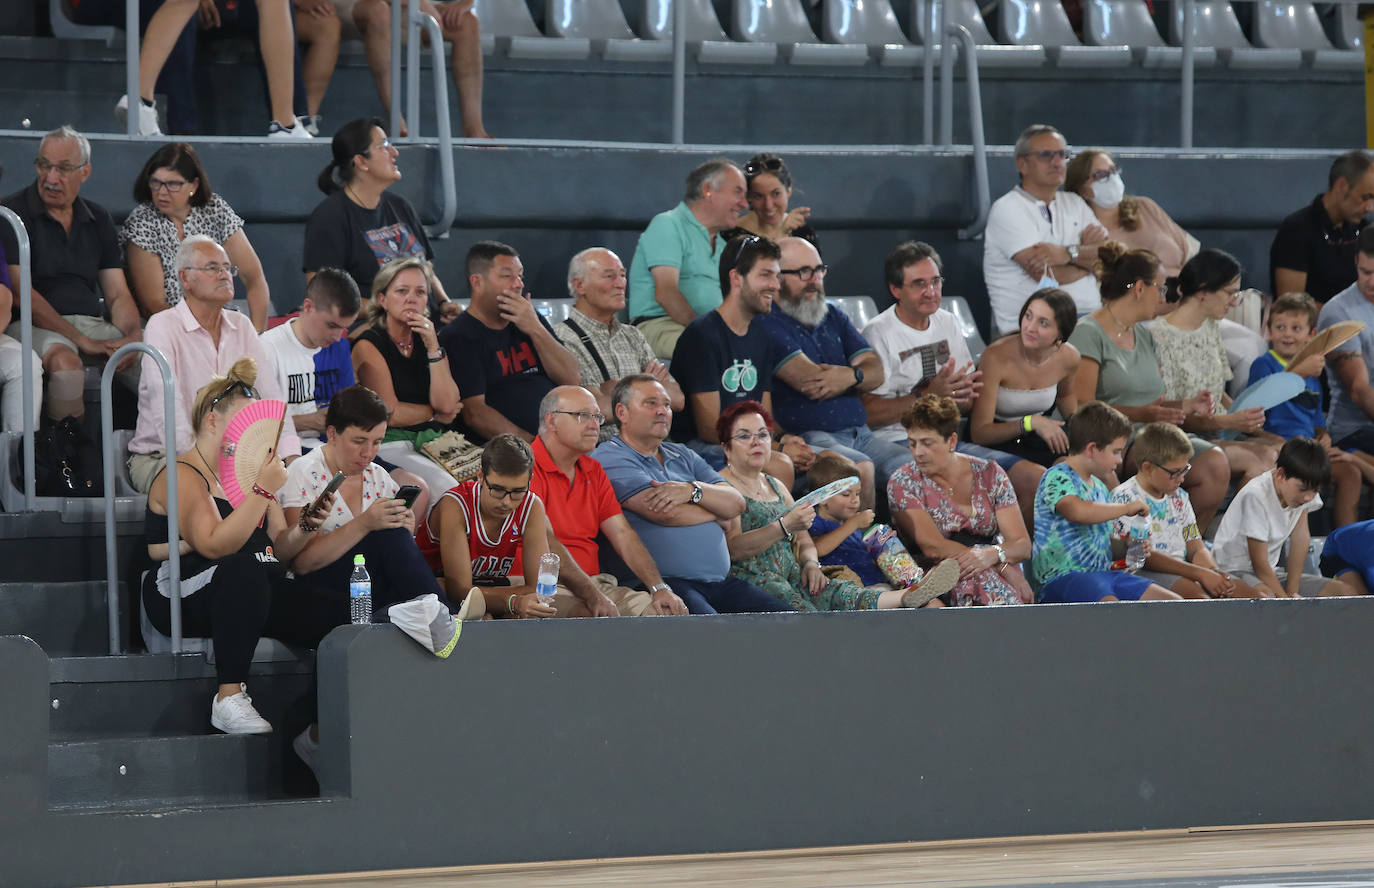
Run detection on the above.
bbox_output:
[4,597,1374,887]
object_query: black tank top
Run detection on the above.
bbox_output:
[144,461,287,581]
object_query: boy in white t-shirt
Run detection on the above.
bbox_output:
[1110,423,1262,598]
[1212,437,1359,598]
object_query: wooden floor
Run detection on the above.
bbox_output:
[112,822,1374,888]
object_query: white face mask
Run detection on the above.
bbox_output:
[1091,173,1125,210]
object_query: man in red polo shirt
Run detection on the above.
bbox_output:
[527,385,688,617]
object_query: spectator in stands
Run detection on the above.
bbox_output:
[259,268,360,450]
[1066,149,1197,278]
[143,357,337,734]
[122,142,272,331]
[1,126,143,426]
[1318,518,1374,595]
[983,124,1108,335]
[281,384,444,608]
[1250,291,1374,528]
[1108,422,1262,599]
[350,256,461,505]
[1319,227,1374,453]
[341,0,489,138]
[722,153,816,247]
[0,245,40,434]
[422,434,548,616]
[593,374,792,614]
[117,0,308,138]
[968,288,1080,467]
[440,241,580,442]
[888,395,1033,607]
[1271,150,1374,304]
[128,235,300,493]
[762,237,896,509]
[718,400,950,610]
[629,159,749,358]
[863,241,1043,527]
[1031,402,1179,603]
[1212,437,1358,597]
[554,247,683,440]
[303,118,450,315]
[1149,249,1278,488]
[1068,243,1230,531]
[670,235,811,487]
[529,385,687,617]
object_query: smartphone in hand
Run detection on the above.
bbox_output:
[309,471,346,515]
[395,484,422,510]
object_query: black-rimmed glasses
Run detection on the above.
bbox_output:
[780,264,828,281]
[486,482,528,502]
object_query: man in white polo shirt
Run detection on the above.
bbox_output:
[983,124,1108,336]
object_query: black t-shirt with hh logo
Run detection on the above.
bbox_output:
[440,311,559,439]
[670,310,780,443]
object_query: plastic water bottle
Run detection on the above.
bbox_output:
[1124,515,1151,572]
[350,554,372,624]
[536,552,559,608]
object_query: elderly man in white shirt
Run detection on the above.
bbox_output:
[983,124,1108,335]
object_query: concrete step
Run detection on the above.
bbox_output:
[0,580,121,657]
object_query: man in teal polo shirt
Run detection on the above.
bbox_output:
[628,158,748,359]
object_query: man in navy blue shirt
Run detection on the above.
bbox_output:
[670,235,813,486]
[760,237,907,509]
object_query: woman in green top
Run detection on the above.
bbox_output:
[1067,242,1230,531]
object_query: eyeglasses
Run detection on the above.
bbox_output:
[208,380,259,412]
[1021,149,1072,163]
[1089,165,1121,182]
[188,263,239,278]
[730,430,773,443]
[1151,461,1192,481]
[148,176,190,194]
[743,157,784,178]
[368,139,393,154]
[780,264,828,281]
[904,275,944,292]
[485,482,528,502]
[34,158,87,176]
[553,410,605,426]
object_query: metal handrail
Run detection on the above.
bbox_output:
[948,24,990,239]
[0,208,35,511]
[408,10,458,239]
[102,343,179,654]
[672,0,687,144]
[125,0,138,138]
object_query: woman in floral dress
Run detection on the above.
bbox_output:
[717,401,956,611]
[887,395,1033,606]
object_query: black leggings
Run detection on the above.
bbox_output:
[144,553,345,685]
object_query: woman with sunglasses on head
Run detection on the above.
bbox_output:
[718,400,958,611]
[303,118,450,320]
[143,357,338,736]
[723,153,818,248]
[1066,149,1198,279]
[122,142,271,331]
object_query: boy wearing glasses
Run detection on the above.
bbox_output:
[1109,422,1261,599]
[983,124,1107,335]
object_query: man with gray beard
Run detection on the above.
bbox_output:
[759,237,907,509]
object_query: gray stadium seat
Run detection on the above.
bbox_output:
[1083,0,1217,66]
[997,0,1133,66]
[910,0,1049,67]
[1167,2,1302,69]
[471,0,591,60]
[827,295,880,329]
[1333,3,1362,50]
[140,593,298,662]
[943,295,987,362]
[639,0,780,63]
[730,0,871,65]
[532,299,573,325]
[822,0,924,66]
[1251,0,1332,50]
[546,0,675,61]
[49,0,120,42]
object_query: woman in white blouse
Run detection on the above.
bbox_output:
[122,142,272,331]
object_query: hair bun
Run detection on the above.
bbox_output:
[227,356,259,388]
[1095,240,1127,276]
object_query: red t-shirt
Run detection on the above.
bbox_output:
[523,436,622,576]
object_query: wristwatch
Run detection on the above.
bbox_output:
[1066,244,1080,265]
[690,481,703,504]
[849,365,864,392]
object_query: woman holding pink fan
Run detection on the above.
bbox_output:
[143,357,339,736]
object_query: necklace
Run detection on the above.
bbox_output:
[193,442,222,491]
[1018,339,1052,369]
[1104,303,1132,339]
[726,465,771,500]
[388,324,413,355]
[345,183,378,210]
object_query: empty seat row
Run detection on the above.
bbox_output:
[469,0,1362,70]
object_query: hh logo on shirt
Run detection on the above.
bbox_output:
[496,342,538,377]
[722,359,758,393]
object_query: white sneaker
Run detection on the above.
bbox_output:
[293,726,319,776]
[114,94,162,136]
[210,683,273,734]
[298,114,321,137]
[267,120,313,140]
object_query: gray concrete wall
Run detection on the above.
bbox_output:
[5,598,1374,886]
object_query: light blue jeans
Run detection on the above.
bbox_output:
[801,426,912,484]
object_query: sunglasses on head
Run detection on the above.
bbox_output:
[743,157,784,178]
